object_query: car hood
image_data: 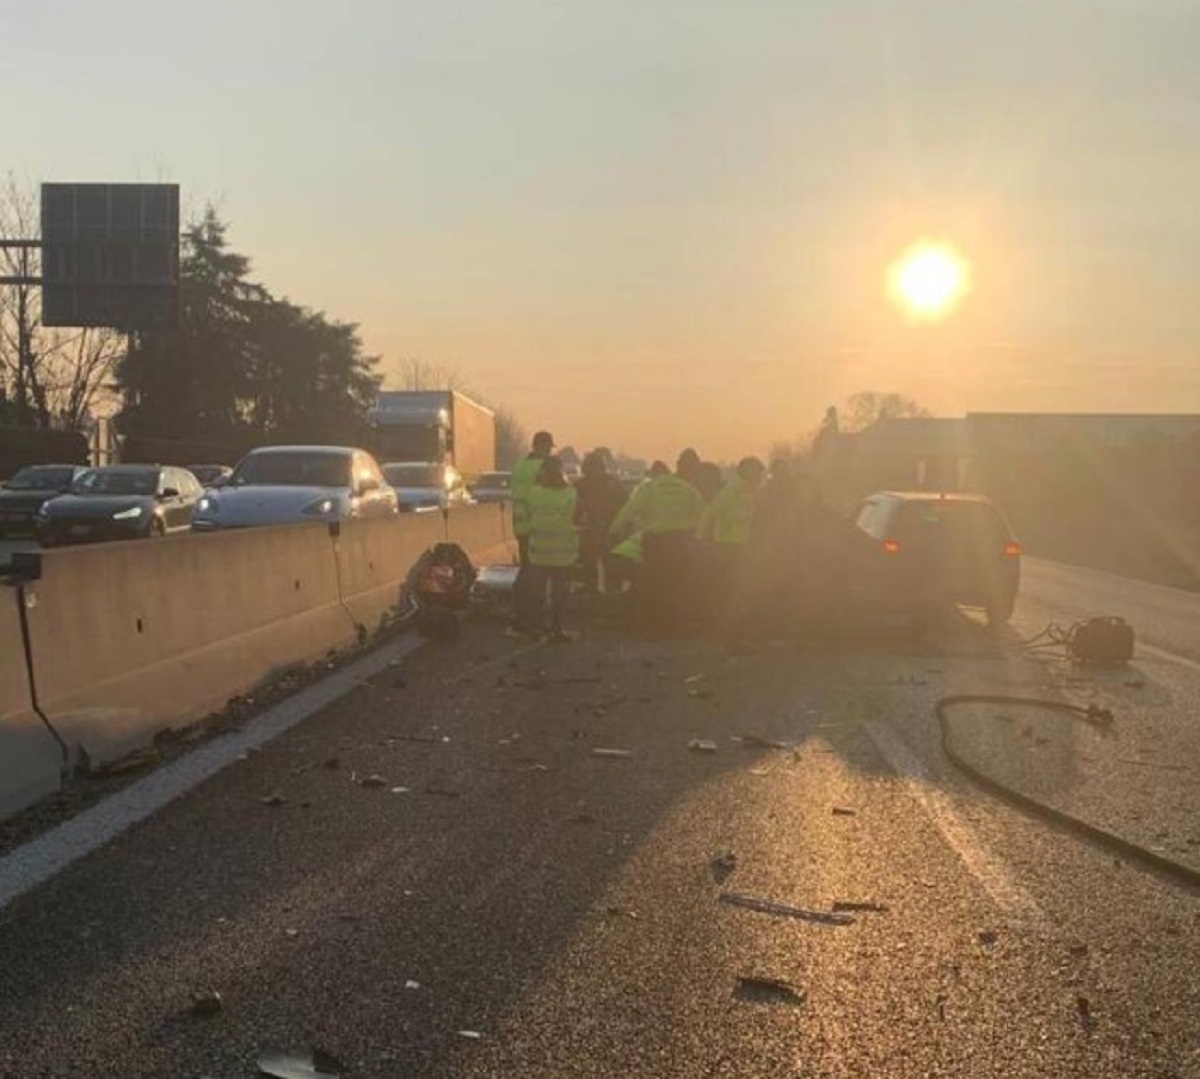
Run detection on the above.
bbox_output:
[44,494,156,519]
[199,485,348,525]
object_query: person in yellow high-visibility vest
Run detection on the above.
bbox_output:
[609,460,704,635]
[526,455,579,641]
[697,456,766,640]
[508,430,555,634]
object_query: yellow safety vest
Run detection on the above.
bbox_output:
[698,476,756,546]
[511,455,544,537]
[611,474,702,537]
[528,485,579,567]
[611,532,643,565]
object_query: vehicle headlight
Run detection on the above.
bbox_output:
[302,497,338,517]
[197,496,218,514]
[36,504,50,518]
[112,506,144,521]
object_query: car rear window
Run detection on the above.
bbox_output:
[896,500,1011,546]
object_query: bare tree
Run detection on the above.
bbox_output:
[0,175,123,430]
[841,391,930,433]
[396,358,474,393]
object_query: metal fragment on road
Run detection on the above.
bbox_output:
[260,793,286,807]
[719,891,854,925]
[187,989,223,1018]
[832,900,889,913]
[405,980,420,990]
[735,975,806,1006]
[457,1030,483,1040]
[711,852,738,883]
[831,806,857,817]
[688,739,718,753]
[257,1047,346,1078]
[592,748,632,759]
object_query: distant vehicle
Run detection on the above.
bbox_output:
[847,491,1021,626]
[187,464,233,487]
[468,471,512,503]
[36,465,203,546]
[366,390,496,481]
[191,446,397,531]
[383,461,464,513]
[0,464,86,539]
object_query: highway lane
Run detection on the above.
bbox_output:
[0,587,1195,1077]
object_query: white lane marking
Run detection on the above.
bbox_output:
[1137,642,1200,676]
[0,635,425,912]
[864,722,1047,927]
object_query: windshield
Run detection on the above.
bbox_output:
[6,466,75,491]
[72,469,159,496]
[230,452,351,488]
[384,464,443,488]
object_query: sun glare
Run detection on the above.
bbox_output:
[888,241,970,320]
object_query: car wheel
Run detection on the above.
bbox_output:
[986,597,1015,628]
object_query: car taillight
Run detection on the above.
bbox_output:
[1004,541,1021,557]
[882,539,901,554]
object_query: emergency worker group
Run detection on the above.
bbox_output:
[507,429,839,645]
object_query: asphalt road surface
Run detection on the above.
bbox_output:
[0,565,1196,1077]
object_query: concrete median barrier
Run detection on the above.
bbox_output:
[448,503,516,567]
[0,588,63,818]
[24,525,358,767]
[334,512,448,632]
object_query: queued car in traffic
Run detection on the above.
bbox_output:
[468,470,512,504]
[0,464,86,539]
[187,463,233,487]
[382,461,466,513]
[36,465,204,546]
[846,490,1021,627]
[191,445,398,531]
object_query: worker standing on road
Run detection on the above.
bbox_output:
[574,451,629,594]
[526,456,579,642]
[697,456,767,642]
[509,430,555,635]
[609,459,704,635]
[676,448,723,502]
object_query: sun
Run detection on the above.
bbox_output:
[888,241,970,320]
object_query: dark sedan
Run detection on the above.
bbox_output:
[36,465,204,546]
[0,464,86,539]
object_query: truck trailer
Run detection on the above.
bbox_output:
[366,390,496,480]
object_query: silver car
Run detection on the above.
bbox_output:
[191,446,398,531]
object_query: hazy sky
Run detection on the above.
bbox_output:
[5,0,1200,458]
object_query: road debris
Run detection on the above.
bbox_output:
[257,1047,346,1078]
[592,748,633,759]
[390,787,411,794]
[1076,994,1096,1032]
[260,793,286,807]
[358,775,388,789]
[405,980,420,990]
[978,929,999,946]
[604,905,641,920]
[688,739,718,753]
[832,900,889,914]
[831,806,857,817]
[457,1030,484,1040]
[187,989,223,1018]
[719,892,854,925]
[735,976,806,1006]
[710,852,738,884]
[738,734,792,750]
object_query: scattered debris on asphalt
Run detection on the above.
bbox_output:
[187,990,223,1018]
[457,1030,484,1040]
[405,980,420,990]
[1076,994,1096,1032]
[831,806,857,817]
[257,1046,346,1078]
[603,905,641,920]
[978,929,999,946]
[832,900,889,913]
[689,739,718,753]
[390,787,411,794]
[592,748,633,759]
[710,852,738,884]
[738,734,792,750]
[719,892,854,925]
[358,775,388,789]
[735,975,806,1006]
[260,793,286,807]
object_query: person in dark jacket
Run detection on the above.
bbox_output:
[574,451,629,593]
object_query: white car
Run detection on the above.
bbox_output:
[191,446,398,531]
[382,461,466,513]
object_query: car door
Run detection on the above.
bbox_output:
[160,468,190,531]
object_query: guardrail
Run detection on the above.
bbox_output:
[0,504,514,819]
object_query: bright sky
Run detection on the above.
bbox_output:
[5,0,1200,459]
